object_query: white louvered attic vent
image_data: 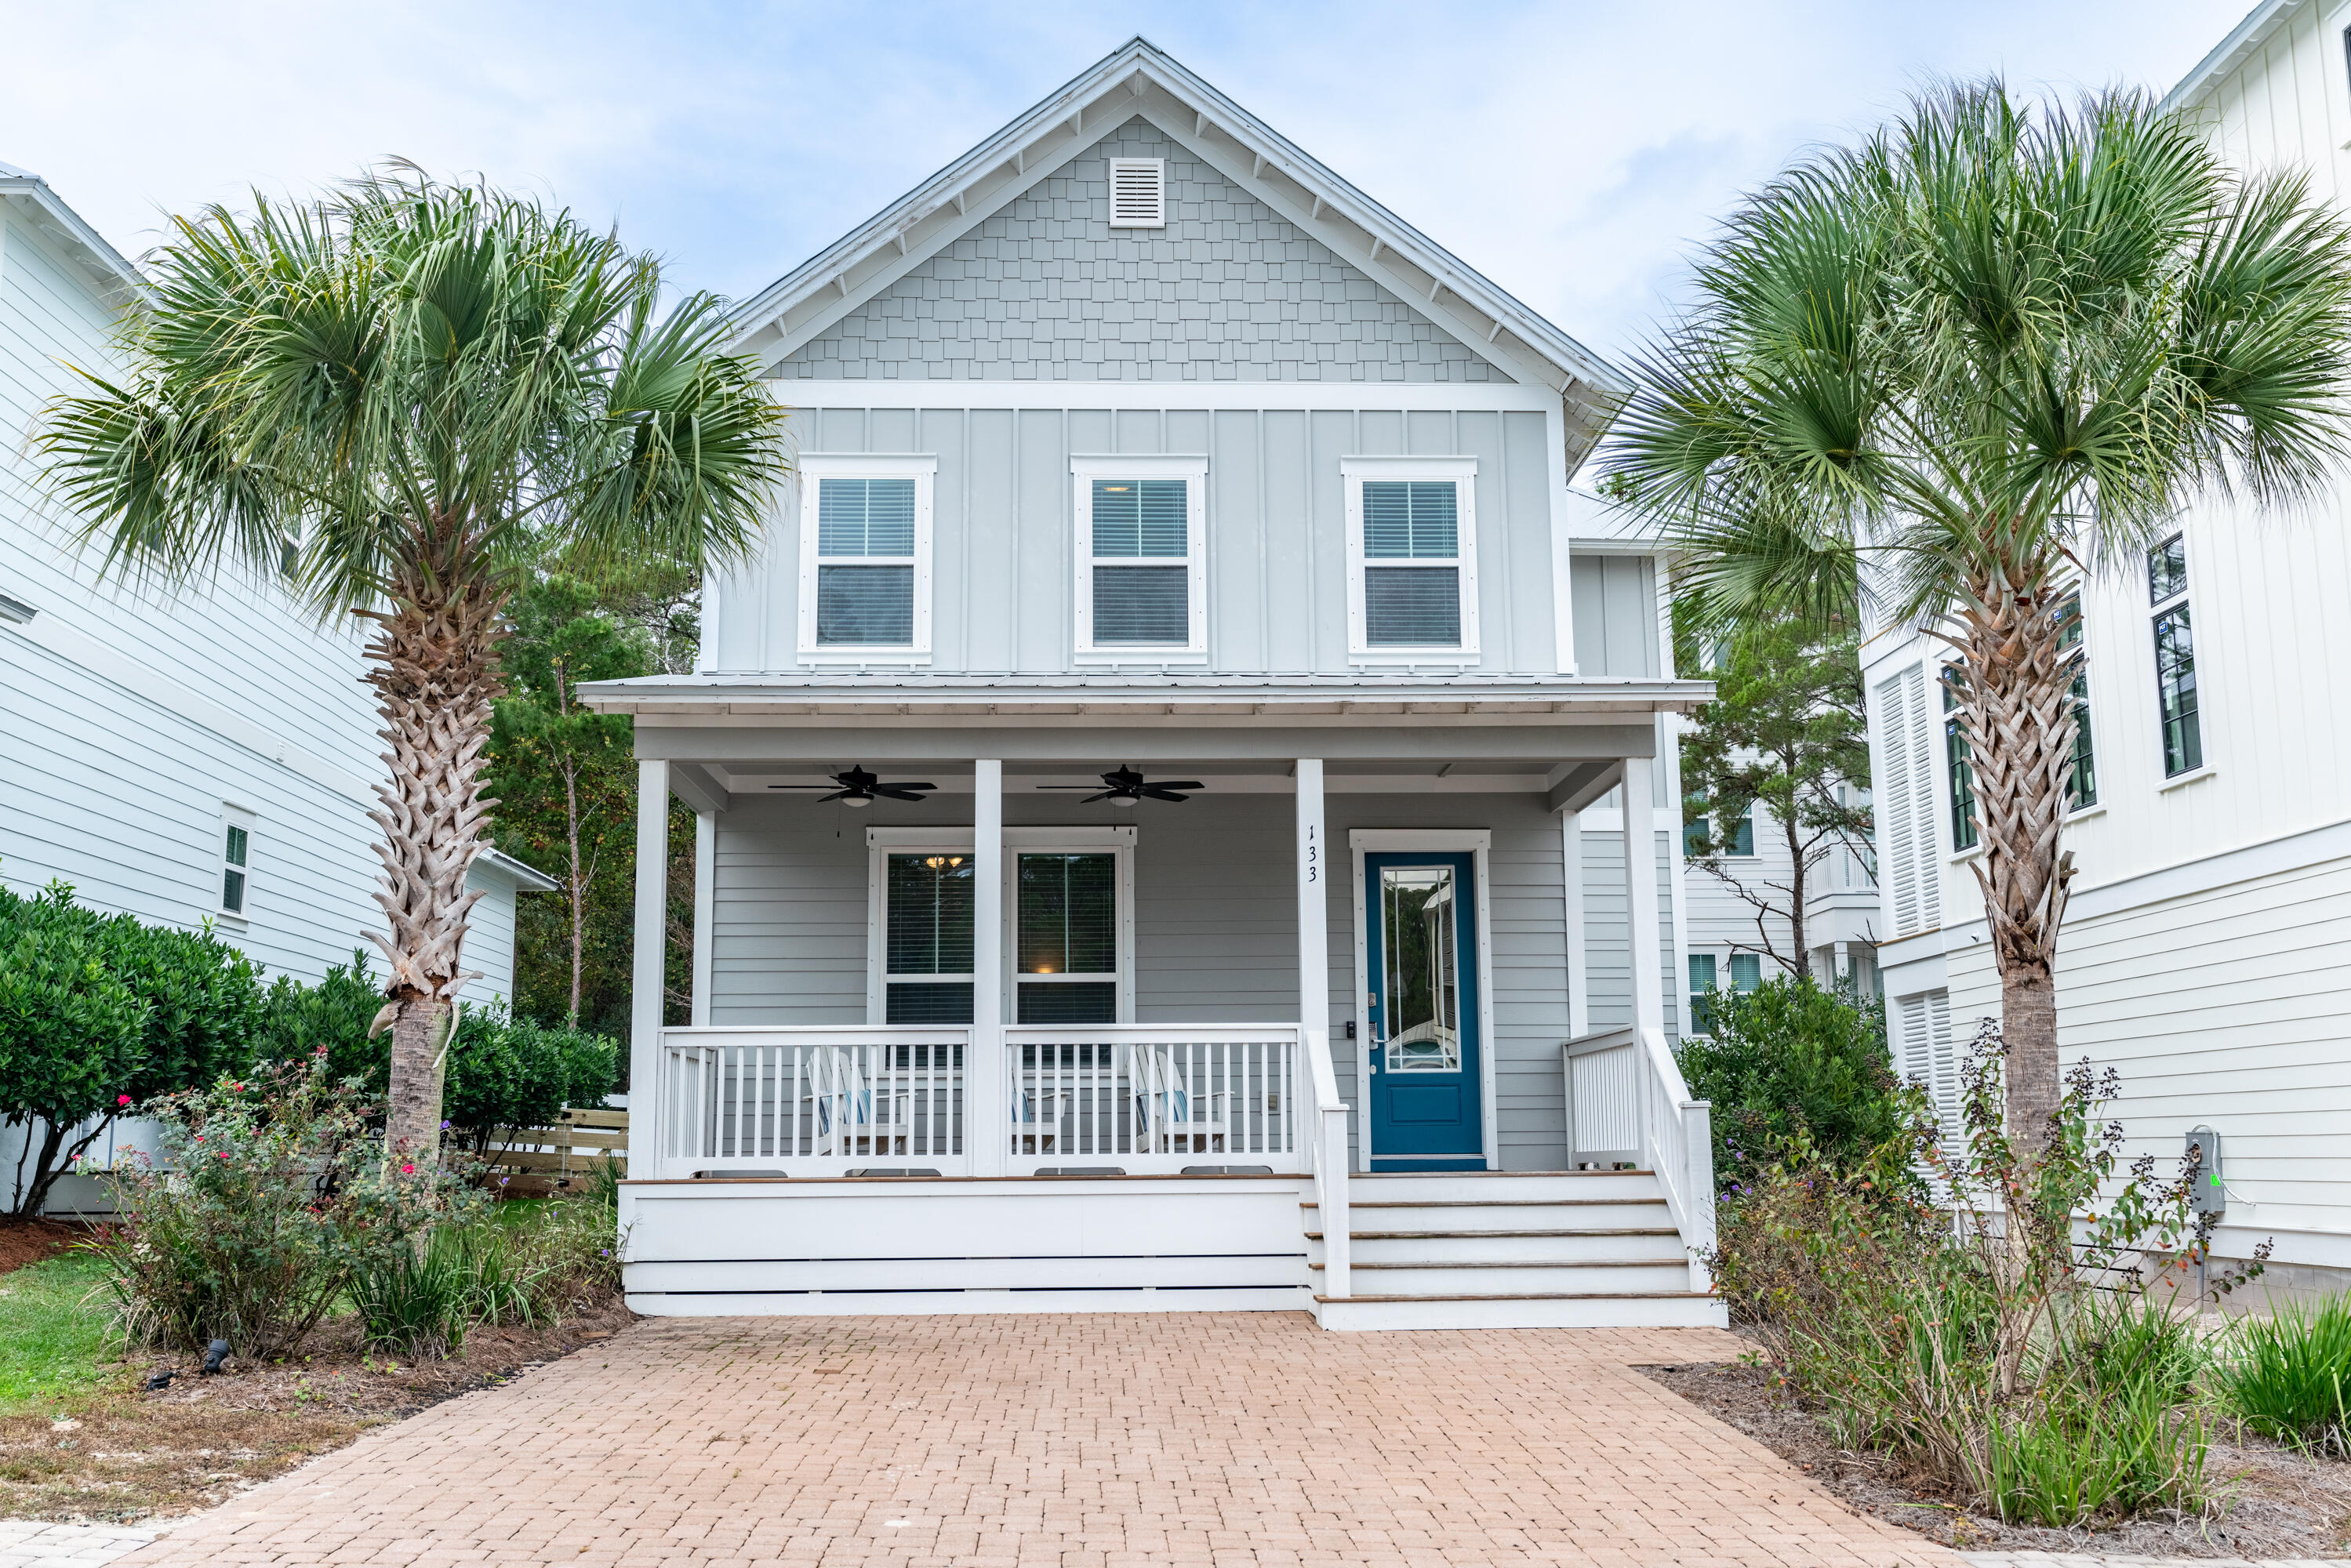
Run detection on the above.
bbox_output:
[1108,158,1166,228]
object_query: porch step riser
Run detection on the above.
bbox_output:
[1314,1294,1729,1331]
[1311,1261,1694,1294]
[1310,1232,1689,1265]
[1308,1201,1667,1230]
[1350,1173,1659,1202]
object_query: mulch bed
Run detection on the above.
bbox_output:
[0,1220,94,1276]
[0,1294,634,1523]
[1644,1356,2351,1559]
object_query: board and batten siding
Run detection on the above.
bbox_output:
[714,401,1567,677]
[772,118,1505,384]
[703,790,1671,1171]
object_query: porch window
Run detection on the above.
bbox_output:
[884,854,974,1024]
[1071,456,1207,659]
[795,456,935,662]
[1342,457,1478,659]
[1016,853,1119,1024]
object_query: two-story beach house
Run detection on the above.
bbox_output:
[594,40,1725,1330]
[0,161,557,1212]
[1864,0,2351,1303]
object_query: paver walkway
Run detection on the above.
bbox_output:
[111,1313,1961,1566]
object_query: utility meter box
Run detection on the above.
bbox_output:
[2186,1125,2225,1218]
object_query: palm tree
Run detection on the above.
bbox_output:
[41,167,789,1160]
[1605,82,2351,1147]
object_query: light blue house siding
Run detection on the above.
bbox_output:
[775,120,1506,384]
[714,401,1570,677]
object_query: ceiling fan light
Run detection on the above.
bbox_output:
[842,796,872,809]
[1110,794,1137,808]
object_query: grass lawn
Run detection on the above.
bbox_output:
[0,1253,123,1417]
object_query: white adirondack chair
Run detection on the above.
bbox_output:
[1008,1079,1065,1154]
[807,1050,907,1157]
[1127,1044,1226,1154]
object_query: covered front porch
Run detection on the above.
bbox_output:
[606,683,1720,1325]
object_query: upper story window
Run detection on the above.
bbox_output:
[1942,670,1979,853]
[1070,456,1207,661]
[2149,535,2203,777]
[796,456,936,662]
[1341,456,1480,661]
[1685,794,1755,858]
[219,804,253,919]
[2056,594,2097,810]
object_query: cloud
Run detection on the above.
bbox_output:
[0,0,2238,358]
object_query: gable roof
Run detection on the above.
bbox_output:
[0,161,149,303]
[731,38,1626,441]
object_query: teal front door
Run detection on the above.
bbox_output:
[1363,851,1484,1170]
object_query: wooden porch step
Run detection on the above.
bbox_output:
[1303,1227,1681,1241]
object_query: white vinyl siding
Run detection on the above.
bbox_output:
[1342,456,1479,661]
[1873,663,1940,938]
[795,455,936,662]
[1070,456,1206,660]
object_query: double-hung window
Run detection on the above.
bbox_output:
[1687,953,1717,1034]
[1684,793,1755,858]
[2149,535,2203,778]
[1942,670,1979,852]
[1016,851,1128,1023]
[218,804,253,919]
[1071,456,1206,659]
[796,456,935,662]
[1342,457,1479,659]
[2057,595,2097,809]
[881,851,975,1024]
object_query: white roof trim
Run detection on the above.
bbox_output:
[729,37,1625,421]
[472,846,561,894]
[0,163,149,302]
[2164,0,2299,113]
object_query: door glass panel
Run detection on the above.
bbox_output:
[1381,865,1460,1071]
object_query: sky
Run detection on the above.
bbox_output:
[1,0,2249,363]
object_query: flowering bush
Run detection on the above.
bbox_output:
[90,1054,477,1358]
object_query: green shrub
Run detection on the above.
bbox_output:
[89,1057,468,1357]
[254,949,388,1102]
[1713,1030,2247,1526]
[1677,977,1906,1188]
[350,1221,536,1356]
[443,1006,619,1155]
[2215,1294,2351,1455]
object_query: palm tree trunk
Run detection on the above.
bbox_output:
[1954,566,2077,1152]
[359,532,505,1162]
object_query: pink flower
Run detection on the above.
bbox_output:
[117,1095,133,1106]
[217,1152,230,1160]
[400,1163,416,1175]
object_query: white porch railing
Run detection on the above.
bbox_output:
[1001,1025,1302,1174]
[659,1027,970,1176]
[1564,1025,1715,1292]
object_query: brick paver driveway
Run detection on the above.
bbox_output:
[121,1314,1957,1567]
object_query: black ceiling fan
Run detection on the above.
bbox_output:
[1037,765,1204,806]
[768,765,936,808]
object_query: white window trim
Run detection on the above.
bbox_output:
[865,826,1138,1023]
[1070,455,1208,664]
[217,802,254,923]
[796,454,937,666]
[1340,456,1480,663]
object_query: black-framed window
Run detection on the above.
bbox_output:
[1942,673,1978,851]
[2149,535,2203,778]
[2056,596,2097,810]
[884,853,974,1024]
[1016,853,1118,1025]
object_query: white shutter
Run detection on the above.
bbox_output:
[1108,158,1166,228]
[1897,989,1960,1160]
[1873,663,1939,939]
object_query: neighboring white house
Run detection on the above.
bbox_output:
[1864,0,2351,1301]
[0,161,556,1211]
[594,38,1723,1330]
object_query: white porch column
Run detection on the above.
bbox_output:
[1295,759,1329,1050]
[970,760,1005,1177]
[1833,941,1851,984]
[1622,756,1666,1039]
[689,811,715,1028]
[630,760,670,1177]
[1561,809,1589,1039]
